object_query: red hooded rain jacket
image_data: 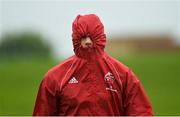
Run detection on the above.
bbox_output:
[33,14,153,116]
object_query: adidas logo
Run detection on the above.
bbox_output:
[68,77,78,84]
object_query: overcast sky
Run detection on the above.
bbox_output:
[1,0,180,58]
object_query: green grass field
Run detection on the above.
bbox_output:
[0,57,56,115]
[117,52,180,115]
[0,53,180,115]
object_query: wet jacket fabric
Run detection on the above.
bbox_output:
[33,14,153,116]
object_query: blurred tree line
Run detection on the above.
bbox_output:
[0,31,52,58]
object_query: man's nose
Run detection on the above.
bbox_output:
[84,38,92,46]
[81,37,93,48]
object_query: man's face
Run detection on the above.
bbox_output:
[81,37,93,48]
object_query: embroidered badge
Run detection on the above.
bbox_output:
[104,72,115,84]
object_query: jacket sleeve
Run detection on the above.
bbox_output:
[33,73,59,116]
[123,69,153,116]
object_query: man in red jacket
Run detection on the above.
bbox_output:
[33,14,153,116]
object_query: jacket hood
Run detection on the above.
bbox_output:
[72,14,106,61]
